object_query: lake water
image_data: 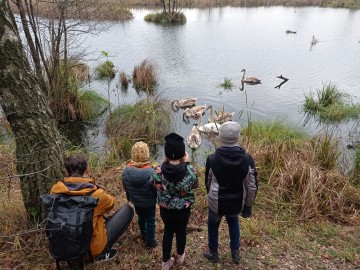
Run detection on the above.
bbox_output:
[82,6,360,163]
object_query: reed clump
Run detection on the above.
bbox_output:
[303,83,360,123]
[105,95,173,161]
[95,61,116,81]
[119,71,130,89]
[132,60,157,92]
[218,77,234,90]
[242,119,360,221]
[48,60,109,125]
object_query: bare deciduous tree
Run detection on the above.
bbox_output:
[0,0,64,221]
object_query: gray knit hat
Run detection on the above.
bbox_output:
[219,121,240,147]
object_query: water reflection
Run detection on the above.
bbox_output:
[83,6,360,156]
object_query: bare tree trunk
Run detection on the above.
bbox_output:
[0,0,64,221]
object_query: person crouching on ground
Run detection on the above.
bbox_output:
[151,133,199,270]
[203,121,258,264]
[121,141,158,248]
[50,153,134,262]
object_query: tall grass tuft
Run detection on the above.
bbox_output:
[48,60,109,125]
[105,95,173,161]
[303,83,360,123]
[95,60,116,81]
[132,59,157,92]
[242,119,358,221]
[119,71,130,89]
[218,77,234,90]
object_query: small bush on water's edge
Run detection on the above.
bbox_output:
[104,95,173,163]
[303,83,360,123]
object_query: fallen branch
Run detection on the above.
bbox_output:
[275,75,289,89]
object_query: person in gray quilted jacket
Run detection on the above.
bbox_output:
[203,121,258,265]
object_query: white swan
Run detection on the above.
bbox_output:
[187,124,202,149]
[197,113,222,134]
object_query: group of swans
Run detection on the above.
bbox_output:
[173,67,261,150]
[171,97,238,149]
[183,104,235,150]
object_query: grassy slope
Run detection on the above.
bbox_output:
[0,166,359,270]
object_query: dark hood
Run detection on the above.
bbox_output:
[161,162,187,183]
[214,146,248,167]
[211,146,249,188]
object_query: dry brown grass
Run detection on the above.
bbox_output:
[242,121,359,222]
[132,60,157,92]
[119,71,129,89]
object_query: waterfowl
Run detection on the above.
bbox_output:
[187,124,202,149]
[241,69,261,84]
[171,98,197,111]
[197,113,222,134]
[183,104,207,120]
[207,105,235,124]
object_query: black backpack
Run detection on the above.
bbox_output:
[40,192,99,270]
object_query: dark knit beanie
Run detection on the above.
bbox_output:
[164,133,185,160]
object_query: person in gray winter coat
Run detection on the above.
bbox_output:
[121,141,158,248]
[203,121,258,264]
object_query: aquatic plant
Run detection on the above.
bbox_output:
[218,77,234,90]
[132,59,157,92]
[48,60,109,125]
[105,95,173,160]
[303,83,360,123]
[95,60,116,81]
[119,71,130,89]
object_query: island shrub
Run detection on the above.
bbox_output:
[144,11,186,24]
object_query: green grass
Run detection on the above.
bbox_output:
[105,95,173,161]
[95,60,116,81]
[218,77,234,90]
[303,83,360,123]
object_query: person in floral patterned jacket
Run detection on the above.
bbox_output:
[150,133,198,270]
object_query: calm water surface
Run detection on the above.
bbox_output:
[84,7,360,161]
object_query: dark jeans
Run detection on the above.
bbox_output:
[103,204,134,252]
[135,205,156,241]
[160,207,191,262]
[207,208,240,253]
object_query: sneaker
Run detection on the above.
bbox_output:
[161,257,175,270]
[176,252,185,264]
[203,251,219,263]
[145,239,158,248]
[231,250,241,264]
[96,248,117,262]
